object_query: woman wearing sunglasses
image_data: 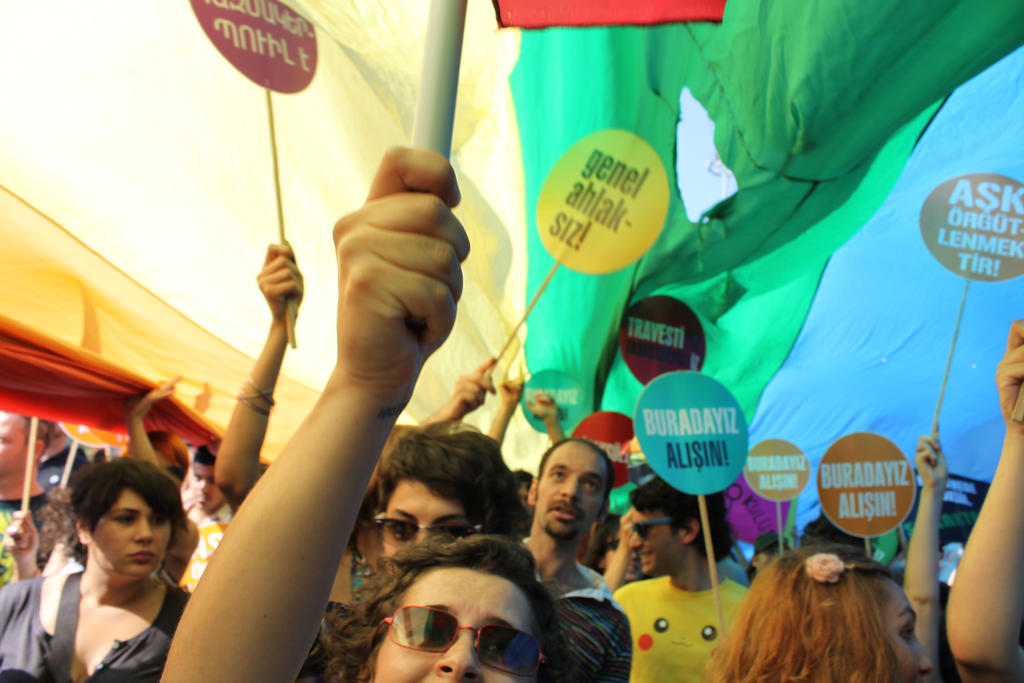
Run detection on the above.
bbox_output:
[326,421,528,608]
[325,535,565,681]
[373,422,526,549]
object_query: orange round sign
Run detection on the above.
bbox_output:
[817,433,916,538]
[743,439,809,502]
[59,423,127,449]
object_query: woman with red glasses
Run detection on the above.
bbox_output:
[325,535,565,681]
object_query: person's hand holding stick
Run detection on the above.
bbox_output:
[215,244,304,511]
[3,511,39,581]
[948,320,1024,681]
[904,434,947,683]
[526,390,565,443]
[424,357,496,424]
[488,378,523,444]
[165,147,467,683]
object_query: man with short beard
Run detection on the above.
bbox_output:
[526,438,632,681]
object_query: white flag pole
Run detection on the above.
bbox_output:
[411,0,468,158]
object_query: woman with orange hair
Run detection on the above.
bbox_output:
[705,546,933,682]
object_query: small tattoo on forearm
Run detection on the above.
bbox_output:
[377,404,404,420]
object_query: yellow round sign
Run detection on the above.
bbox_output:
[537,129,669,274]
[743,439,810,502]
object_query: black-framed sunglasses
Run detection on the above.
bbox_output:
[373,515,483,545]
[631,517,674,540]
[381,605,546,676]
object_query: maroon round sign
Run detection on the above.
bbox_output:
[618,296,705,384]
[572,411,634,488]
[192,0,318,94]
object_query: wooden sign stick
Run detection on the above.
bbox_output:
[265,89,297,349]
[59,439,80,489]
[21,417,39,513]
[932,279,970,436]
[493,261,561,365]
[776,501,784,555]
[698,494,725,634]
[1012,385,1024,423]
[863,536,872,559]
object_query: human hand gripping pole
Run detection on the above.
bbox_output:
[162,148,467,683]
[1003,321,1024,429]
[946,320,1024,680]
[332,147,467,414]
[258,244,304,329]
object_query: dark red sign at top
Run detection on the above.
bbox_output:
[192,0,318,94]
[618,295,705,385]
[491,0,726,28]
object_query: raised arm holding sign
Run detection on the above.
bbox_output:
[214,244,304,512]
[164,147,468,683]
[948,320,1024,682]
[903,434,947,683]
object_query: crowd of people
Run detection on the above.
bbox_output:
[0,147,1021,682]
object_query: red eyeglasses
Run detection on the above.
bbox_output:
[381,605,546,676]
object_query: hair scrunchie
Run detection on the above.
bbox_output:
[805,553,849,584]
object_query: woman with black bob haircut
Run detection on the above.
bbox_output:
[0,458,188,682]
[326,534,566,682]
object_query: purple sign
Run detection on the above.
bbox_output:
[723,473,791,544]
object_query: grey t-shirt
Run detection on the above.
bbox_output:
[0,574,188,682]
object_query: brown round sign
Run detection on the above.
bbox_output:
[743,439,810,502]
[817,433,916,538]
[920,173,1024,282]
[192,0,318,94]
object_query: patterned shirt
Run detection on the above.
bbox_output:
[556,564,632,682]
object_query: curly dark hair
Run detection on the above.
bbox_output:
[630,476,734,561]
[325,535,567,681]
[374,422,527,535]
[580,514,621,571]
[38,486,85,568]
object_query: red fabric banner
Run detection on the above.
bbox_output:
[491,0,726,28]
[0,314,218,446]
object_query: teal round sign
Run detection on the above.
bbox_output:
[633,371,748,495]
[522,370,588,434]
